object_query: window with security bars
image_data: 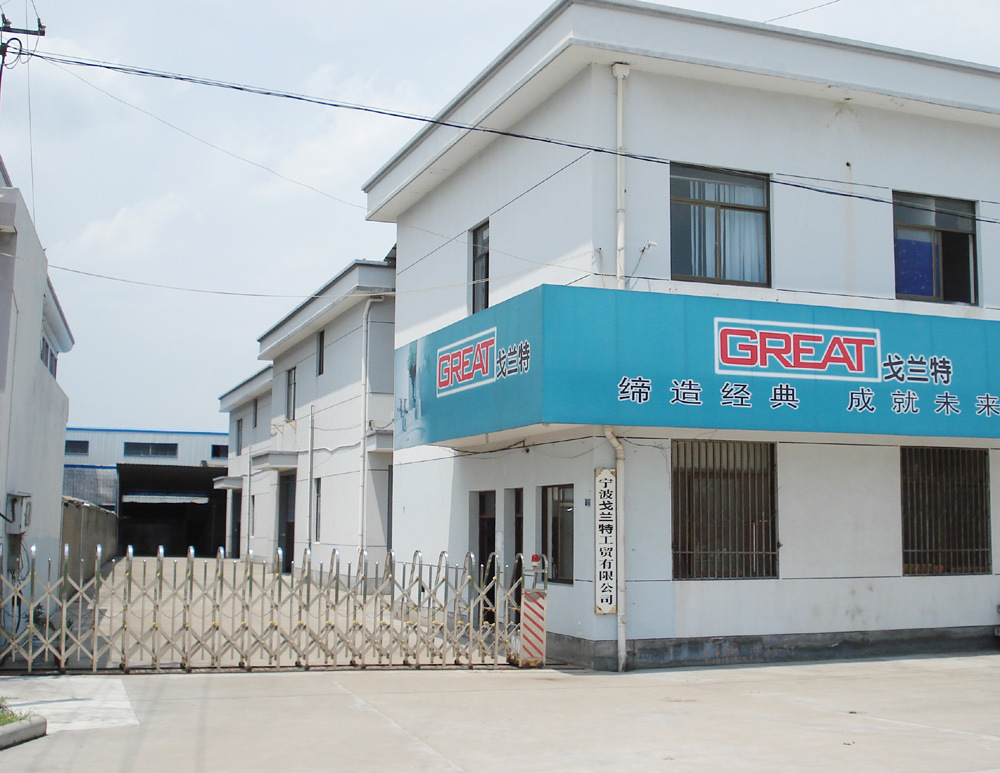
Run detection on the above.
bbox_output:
[672,440,777,580]
[901,447,991,575]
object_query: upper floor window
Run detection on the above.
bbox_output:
[235,418,244,453]
[670,165,769,286]
[893,193,976,304]
[472,221,489,313]
[252,397,259,429]
[285,368,296,420]
[211,444,228,459]
[316,330,325,376]
[124,442,178,458]
[65,439,89,455]
[40,336,57,377]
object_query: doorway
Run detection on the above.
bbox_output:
[278,474,296,573]
[231,491,242,559]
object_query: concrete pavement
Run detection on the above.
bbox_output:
[1,653,999,771]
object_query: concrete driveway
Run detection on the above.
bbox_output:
[2,653,999,771]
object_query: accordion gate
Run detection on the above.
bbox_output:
[0,545,547,672]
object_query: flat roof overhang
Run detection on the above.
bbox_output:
[251,452,298,472]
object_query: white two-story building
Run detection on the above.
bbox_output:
[1,163,74,575]
[365,0,1000,668]
[219,258,395,571]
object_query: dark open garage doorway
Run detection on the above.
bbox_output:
[116,463,227,557]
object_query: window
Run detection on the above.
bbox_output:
[65,440,89,455]
[541,484,574,584]
[39,336,57,377]
[285,368,296,420]
[252,397,259,429]
[472,221,489,313]
[250,495,256,537]
[670,164,769,286]
[672,440,776,580]
[316,330,325,376]
[235,418,244,454]
[314,478,322,542]
[211,444,228,458]
[123,442,178,458]
[901,447,991,575]
[894,193,976,303]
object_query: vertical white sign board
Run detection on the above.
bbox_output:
[594,468,617,614]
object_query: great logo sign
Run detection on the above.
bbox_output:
[436,328,497,396]
[714,318,882,382]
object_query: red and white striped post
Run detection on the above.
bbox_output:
[518,554,547,666]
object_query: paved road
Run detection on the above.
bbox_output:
[2,653,999,771]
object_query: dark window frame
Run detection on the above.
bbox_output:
[316,330,325,376]
[285,368,296,421]
[314,477,322,542]
[669,164,771,288]
[893,192,977,304]
[65,439,89,455]
[671,439,777,580]
[123,441,178,458]
[541,483,574,584]
[472,220,489,314]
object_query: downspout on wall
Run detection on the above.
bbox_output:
[358,296,384,553]
[613,62,630,291]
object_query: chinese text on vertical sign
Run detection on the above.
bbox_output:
[594,468,617,615]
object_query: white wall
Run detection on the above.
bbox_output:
[0,189,70,571]
[227,298,395,568]
[385,53,1000,644]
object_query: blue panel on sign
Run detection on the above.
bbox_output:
[395,285,1000,448]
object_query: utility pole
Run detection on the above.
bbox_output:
[0,14,46,120]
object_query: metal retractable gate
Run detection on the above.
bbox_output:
[0,544,547,672]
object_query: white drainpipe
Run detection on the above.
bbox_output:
[604,426,627,672]
[358,296,384,553]
[307,404,315,549]
[612,62,630,290]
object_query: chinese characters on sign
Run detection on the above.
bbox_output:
[594,469,617,615]
[496,340,531,380]
[618,376,651,404]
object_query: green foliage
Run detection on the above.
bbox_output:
[0,696,29,727]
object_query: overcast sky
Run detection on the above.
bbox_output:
[2,0,999,432]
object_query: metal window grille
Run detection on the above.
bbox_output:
[672,440,777,580]
[901,446,991,575]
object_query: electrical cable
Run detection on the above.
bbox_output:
[23,49,1000,226]
[765,0,845,24]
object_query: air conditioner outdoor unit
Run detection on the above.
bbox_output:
[5,494,31,534]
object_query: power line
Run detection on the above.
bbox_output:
[765,0,845,24]
[23,48,1000,225]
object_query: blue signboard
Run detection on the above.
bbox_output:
[394,285,1000,448]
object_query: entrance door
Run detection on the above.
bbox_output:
[476,491,497,623]
[278,474,296,573]
[230,491,242,559]
[511,488,524,622]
